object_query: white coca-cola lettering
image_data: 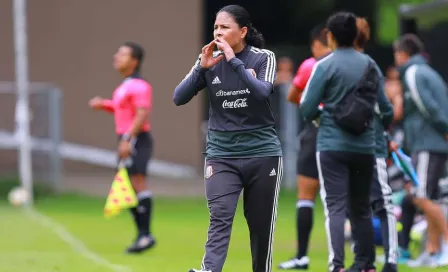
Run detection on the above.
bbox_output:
[222,98,248,109]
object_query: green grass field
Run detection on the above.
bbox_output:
[0,187,444,272]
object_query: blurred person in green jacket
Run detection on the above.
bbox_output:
[394,33,448,268]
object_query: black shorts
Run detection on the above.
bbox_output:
[296,123,319,179]
[411,151,447,200]
[117,132,153,176]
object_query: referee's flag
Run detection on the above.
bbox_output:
[104,167,138,218]
[391,148,419,186]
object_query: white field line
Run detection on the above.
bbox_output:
[24,207,132,272]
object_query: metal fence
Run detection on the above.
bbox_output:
[0,82,63,191]
[272,83,299,189]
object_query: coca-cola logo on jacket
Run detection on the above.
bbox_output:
[222,98,248,109]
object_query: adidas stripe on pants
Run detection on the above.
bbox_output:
[201,157,283,272]
[367,157,398,265]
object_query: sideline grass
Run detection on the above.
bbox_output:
[0,188,443,271]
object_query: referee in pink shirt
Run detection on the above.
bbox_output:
[279,25,331,270]
[89,42,155,254]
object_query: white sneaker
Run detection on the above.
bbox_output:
[437,243,448,267]
[189,269,212,272]
[407,251,438,268]
[278,256,310,270]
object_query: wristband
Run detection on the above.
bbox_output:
[121,133,132,142]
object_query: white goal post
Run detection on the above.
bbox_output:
[13,0,33,206]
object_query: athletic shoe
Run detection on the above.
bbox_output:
[437,242,448,267]
[188,269,212,272]
[407,251,438,268]
[396,247,411,264]
[381,263,397,272]
[345,268,375,272]
[345,264,375,272]
[126,235,156,254]
[278,256,310,270]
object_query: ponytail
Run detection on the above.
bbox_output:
[354,17,370,49]
[245,25,265,48]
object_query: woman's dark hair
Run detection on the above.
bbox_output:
[218,5,265,48]
[123,41,145,73]
[326,12,358,47]
[354,17,370,49]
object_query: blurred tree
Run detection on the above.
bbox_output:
[376,0,428,44]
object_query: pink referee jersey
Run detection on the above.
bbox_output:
[102,77,152,135]
[292,57,316,92]
[293,57,324,109]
